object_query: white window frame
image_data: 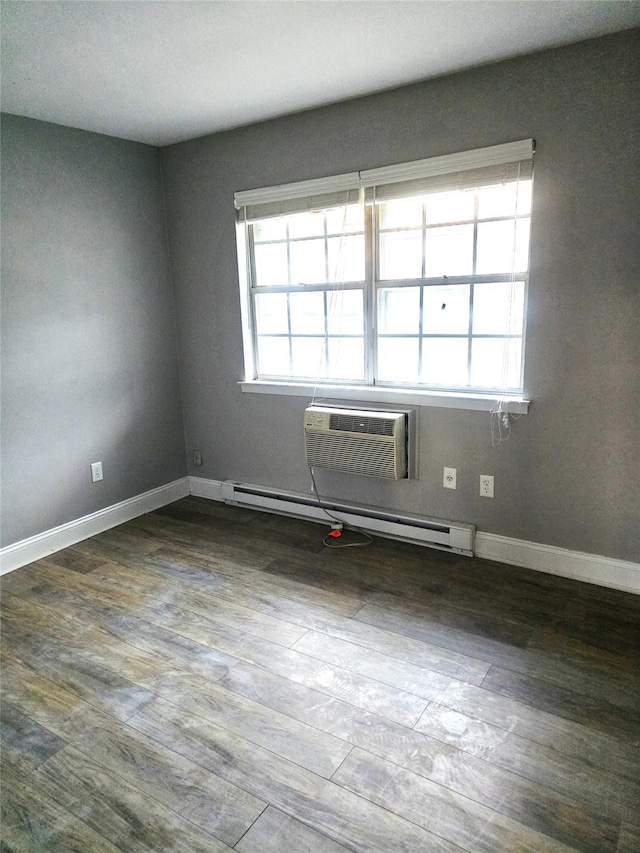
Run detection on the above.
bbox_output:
[235,141,533,414]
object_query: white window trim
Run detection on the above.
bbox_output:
[239,379,529,414]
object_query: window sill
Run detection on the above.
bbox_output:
[239,381,529,414]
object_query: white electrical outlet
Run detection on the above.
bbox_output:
[90,461,103,483]
[193,450,202,466]
[479,474,494,498]
[443,467,457,490]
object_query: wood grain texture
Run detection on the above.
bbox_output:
[414,703,639,815]
[142,545,366,616]
[333,747,579,853]
[356,602,640,713]
[2,496,638,853]
[617,822,640,853]
[3,635,155,722]
[288,628,640,783]
[292,628,462,697]
[33,745,237,852]
[410,554,640,656]
[46,702,265,844]
[265,552,534,648]
[129,697,464,853]
[147,671,354,778]
[290,606,491,685]
[406,675,640,783]
[87,557,311,646]
[0,704,66,774]
[217,662,620,852]
[45,547,112,575]
[1,649,96,720]
[1,762,122,853]
[148,602,431,726]
[480,665,640,742]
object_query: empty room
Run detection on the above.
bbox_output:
[1,2,639,851]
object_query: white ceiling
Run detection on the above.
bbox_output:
[2,1,639,147]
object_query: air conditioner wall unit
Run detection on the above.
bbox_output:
[304,405,407,479]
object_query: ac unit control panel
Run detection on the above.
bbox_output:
[304,410,329,429]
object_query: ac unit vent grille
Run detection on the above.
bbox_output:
[329,413,394,436]
[305,433,398,478]
[304,405,407,479]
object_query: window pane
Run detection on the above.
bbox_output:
[426,190,474,225]
[378,287,420,334]
[477,181,532,219]
[290,238,326,284]
[379,199,422,230]
[253,219,287,242]
[291,337,326,378]
[473,281,525,335]
[516,181,533,216]
[478,182,518,219]
[254,242,288,286]
[476,219,530,274]
[328,337,364,380]
[289,291,325,334]
[326,203,364,235]
[422,338,469,386]
[328,234,365,282]
[327,289,363,335]
[422,284,470,334]
[288,211,325,238]
[379,231,422,279]
[471,338,522,389]
[257,337,289,376]
[515,218,530,272]
[424,224,473,277]
[377,337,420,383]
[255,293,289,334]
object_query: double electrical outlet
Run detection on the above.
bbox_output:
[443,467,494,498]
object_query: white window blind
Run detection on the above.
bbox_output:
[235,173,361,222]
[361,139,533,196]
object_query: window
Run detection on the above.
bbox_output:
[250,201,366,382]
[235,140,533,401]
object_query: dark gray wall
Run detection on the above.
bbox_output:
[161,30,639,563]
[1,114,187,546]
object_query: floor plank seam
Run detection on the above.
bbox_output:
[231,802,270,849]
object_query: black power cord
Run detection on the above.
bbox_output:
[308,467,373,549]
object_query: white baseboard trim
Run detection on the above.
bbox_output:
[190,477,639,594]
[0,477,190,576]
[7,474,635,595]
[475,532,640,595]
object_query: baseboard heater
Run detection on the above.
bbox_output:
[220,481,475,556]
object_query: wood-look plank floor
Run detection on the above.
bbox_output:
[1,497,639,852]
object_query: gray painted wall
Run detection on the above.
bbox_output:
[1,114,187,547]
[161,30,639,563]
